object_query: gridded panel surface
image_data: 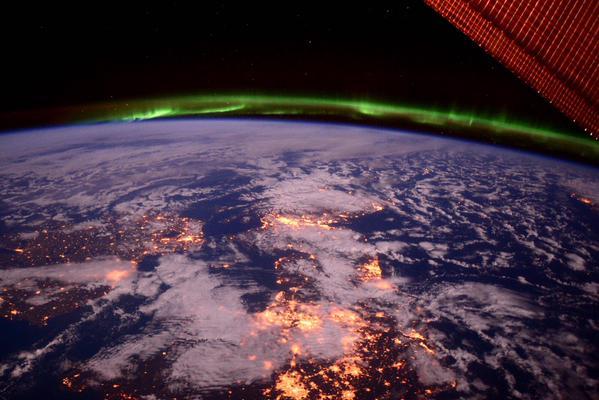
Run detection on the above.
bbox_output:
[426,0,598,138]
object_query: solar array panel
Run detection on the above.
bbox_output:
[426,0,598,138]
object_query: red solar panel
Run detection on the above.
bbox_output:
[425,0,599,139]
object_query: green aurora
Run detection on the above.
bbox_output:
[7,94,599,164]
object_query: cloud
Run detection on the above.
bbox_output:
[1,119,598,399]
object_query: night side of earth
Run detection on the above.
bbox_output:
[0,119,597,400]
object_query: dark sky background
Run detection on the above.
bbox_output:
[0,1,583,134]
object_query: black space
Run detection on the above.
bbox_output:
[0,1,583,134]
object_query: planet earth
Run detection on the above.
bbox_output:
[0,119,597,399]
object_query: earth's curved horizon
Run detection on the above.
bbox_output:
[0,119,597,399]
[2,94,598,165]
